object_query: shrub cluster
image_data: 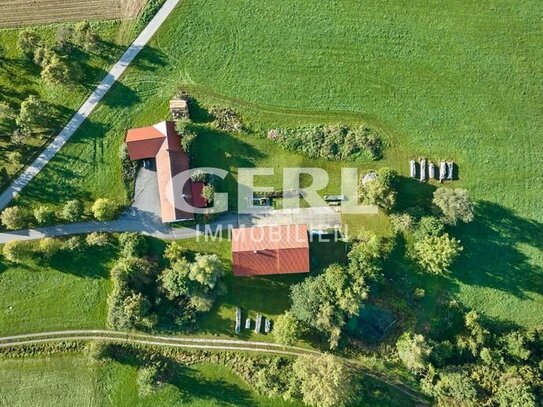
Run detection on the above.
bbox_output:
[106,238,226,331]
[209,106,243,132]
[289,229,390,348]
[396,312,543,407]
[270,124,383,161]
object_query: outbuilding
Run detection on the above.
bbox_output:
[231,224,310,277]
[125,121,204,223]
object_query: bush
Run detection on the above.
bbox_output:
[176,120,198,153]
[62,199,84,222]
[86,341,110,362]
[118,143,136,185]
[74,21,99,51]
[7,151,23,166]
[137,365,160,397]
[414,216,445,240]
[33,205,56,225]
[209,106,243,132]
[2,240,33,263]
[62,235,85,252]
[272,124,383,161]
[413,233,463,274]
[17,29,40,58]
[1,206,28,230]
[91,198,116,221]
[190,169,207,182]
[0,101,14,120]
[201,184,215,204]
[86,232,110,247]
[39,237,63,258]
[273,312,303,345]
[118,232,148,258]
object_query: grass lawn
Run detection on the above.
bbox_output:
[0,20,134,189]
[11,0,543,331]
[0,355,416,407]
[0,356,101,406]
[0,244,115,335]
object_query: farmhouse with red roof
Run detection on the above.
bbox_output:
[231,224,310,276]
[125,121,205,223]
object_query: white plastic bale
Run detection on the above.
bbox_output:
[439,161,447,180]
[447,162,454,180]
[419,159,427,181]
[410,160,416,178]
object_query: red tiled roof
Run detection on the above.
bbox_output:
[231,225,310,276]
[125,121,195,223]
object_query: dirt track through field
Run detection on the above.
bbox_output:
[0,0,147,28]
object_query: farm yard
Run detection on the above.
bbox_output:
[0,0,542,406]
[13,0,543,329]
[0,0,147,28]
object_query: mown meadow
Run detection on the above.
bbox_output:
[10,0,542,332]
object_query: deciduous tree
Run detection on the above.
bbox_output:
[433,188,475,225]
[359,167,398,212]
[189,253,224,289]
[163,240,188,263]
[413,233,462,274]
[17,29,40,58]
[16,95,52,134]
[62,199,84,222]
[1,205,27,230]
[273,312,303,345]
[91,198,116,221]
[396,332,432,372]
[293,354,354,407]
[33,205,55,225]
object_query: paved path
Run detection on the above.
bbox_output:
[0,212,239,244]
[0,0,181,211]
[0,330,428,404]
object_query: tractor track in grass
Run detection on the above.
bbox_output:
[0,330,429,405]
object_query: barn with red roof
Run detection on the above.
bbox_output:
[125,121,206,223]
[231,224,310,276]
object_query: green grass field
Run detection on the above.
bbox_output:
[0,21,134,187]
[0,356,301,407]
[11,0,543,332]
[0,355,415,407]
[0,244,115,335]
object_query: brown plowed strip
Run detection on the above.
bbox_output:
[0,0,147,28]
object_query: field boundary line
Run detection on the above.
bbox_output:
[0,0,181,211]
